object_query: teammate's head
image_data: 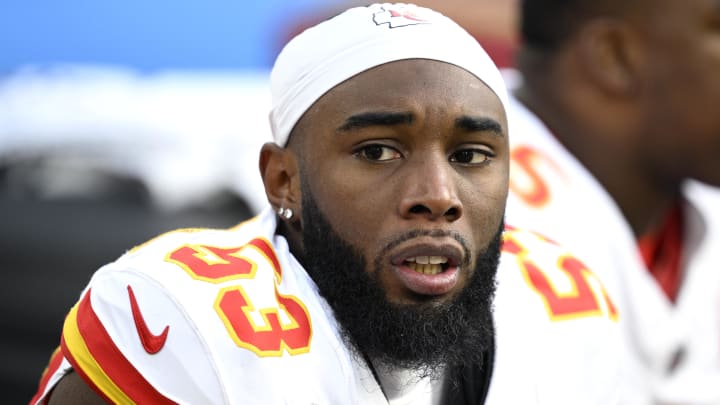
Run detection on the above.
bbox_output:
[520,0,636,51]
[260,3,509,373]
[518,0,720,193]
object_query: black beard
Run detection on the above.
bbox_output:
[298,182,500,379]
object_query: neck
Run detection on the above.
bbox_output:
[277,219,305,261]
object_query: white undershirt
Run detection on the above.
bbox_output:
[374,363,445,405]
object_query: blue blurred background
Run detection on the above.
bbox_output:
[0,0,342,72]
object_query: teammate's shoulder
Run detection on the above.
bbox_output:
[498,224,619,323]
[491,226,621,404]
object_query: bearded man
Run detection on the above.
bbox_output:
[31,4,619,404]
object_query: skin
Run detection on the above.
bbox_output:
[517,0,720,236]
[47,371,106,405]
[47,59,508,403]
[261,59,509,305]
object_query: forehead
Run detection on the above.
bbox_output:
[295,59,507,136]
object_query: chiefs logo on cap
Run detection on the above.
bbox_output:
[372,4,432,28]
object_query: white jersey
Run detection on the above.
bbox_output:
[504,90,720,405]
[31,207,619,405]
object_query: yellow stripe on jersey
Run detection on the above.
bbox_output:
[63,302,136,405]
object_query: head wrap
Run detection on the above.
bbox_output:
[269,3,508,146]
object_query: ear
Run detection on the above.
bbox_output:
[575,18,642,97]
[259,142,302,220]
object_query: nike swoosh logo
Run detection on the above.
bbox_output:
[127,285,170,354]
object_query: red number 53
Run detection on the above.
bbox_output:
[167,238,312,357]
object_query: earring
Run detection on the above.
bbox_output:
[278,207,293,220]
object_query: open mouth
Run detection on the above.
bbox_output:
[404,256,449,275]
[389,240,464,296]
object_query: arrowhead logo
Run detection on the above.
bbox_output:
[127,285,170,354]
[373,4,432,28]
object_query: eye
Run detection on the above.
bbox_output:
[354,144,402,162]
[449,148,493,165]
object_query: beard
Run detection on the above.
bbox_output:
[298,181,501,379]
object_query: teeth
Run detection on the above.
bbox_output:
[406,256,448,265]
[406,262,444,275]
[429,256,447,264]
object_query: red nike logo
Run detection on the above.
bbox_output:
[127,285,170,354]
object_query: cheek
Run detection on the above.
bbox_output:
[306,166,386,245]
[664,43,720,110]
[462,178,508,230]
[659,68,720,139]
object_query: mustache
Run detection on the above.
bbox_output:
[374,228,472,269]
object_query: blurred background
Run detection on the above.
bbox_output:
[0,0,517,402]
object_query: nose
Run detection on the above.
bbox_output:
[398,156,463,222]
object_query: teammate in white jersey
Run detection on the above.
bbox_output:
[31,3,619,404]
[505,0,720,404]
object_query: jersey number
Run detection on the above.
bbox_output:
[167,238,312,356]
[510,145,565,208]
[504,230,618,321]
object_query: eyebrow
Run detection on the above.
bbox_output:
[455,116,504,136]
[337,111,414,131]
[336,111,504,136]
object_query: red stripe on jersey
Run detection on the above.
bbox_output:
[68,289,177,404]
[638,203,684,303]
[28,346,64,405]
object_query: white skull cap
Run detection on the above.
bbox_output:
[269,2,508,146]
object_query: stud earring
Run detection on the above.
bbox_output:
[278,207,293,220]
